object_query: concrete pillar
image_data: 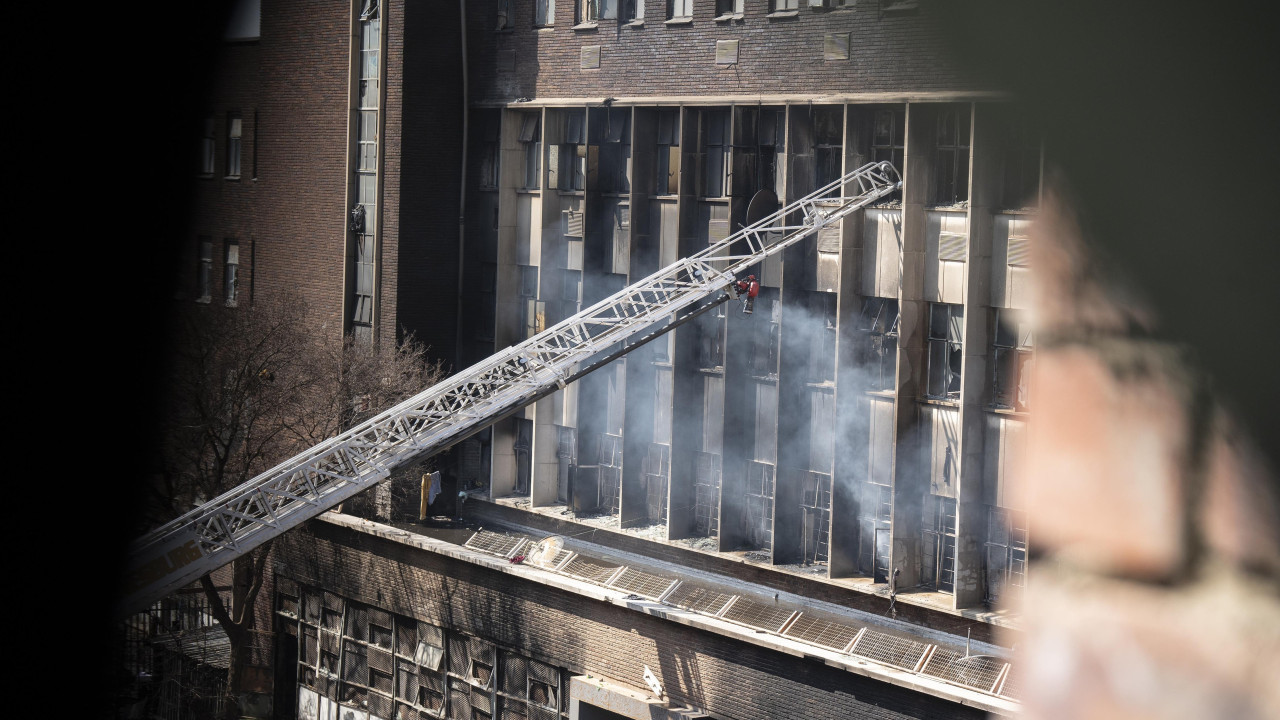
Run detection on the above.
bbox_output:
[954,102,996,608]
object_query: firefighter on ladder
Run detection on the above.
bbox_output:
[734,274,760,314]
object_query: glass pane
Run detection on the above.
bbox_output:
[929,304,949,340]
[928,340,947,397]
[937,111,955,146]
[361,111,378,141]
[948,305,964,342]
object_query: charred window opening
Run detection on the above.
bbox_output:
[871,108,904,202]
[1002,111,1041,209]
[694,451,722,537]
[469,659,493,689]
[921,493,957,593]
[800,471,832,564]
[476,113,501,190]
[744,461,776,551]
[735,106,785,199]
[934,106,970,206]
[858,483,893,581]
[856,297,899,392]
[654,109,680,195]
[700,109,731,199]
[750,294,782,378]
[592,107,631,194]
[809,292,839,383]
[645,442,671,521]
[926,303,963,400]
[813,106,843,197]
[991,308,1034,411]
[519,114,541,189]
[513,417,533,495]
[598,432,622,515]
[698,302,727,370]
[558,111,585,191]
[985,506,1028,604]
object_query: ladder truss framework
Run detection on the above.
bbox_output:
[123,162,901,615]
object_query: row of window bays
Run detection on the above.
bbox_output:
[459,100,1036,608]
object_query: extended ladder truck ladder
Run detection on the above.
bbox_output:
[122,161,901,616]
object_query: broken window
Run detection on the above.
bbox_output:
[667,0,691,19]
[698,302,726,369]
[645,442,670,521]
[985,506,1027,604]
[926,303,963,399]
[1002,111,1041,208]
[693,451,722,537]
[856,296,899,392]
[469,659,493,689]
[199,117,215,174]
[558,111,585,191]
[518,265,538,299]
[934,106,971,205]
[519,113,541,189]
[809,292,838,383]
[562,269,581,304]
[528,679,556,709]
[921,493,957,593]
[196,237,213,302]
[991,308,1034,411]
[871,108,904,202]
[800,471,832,564]
[226,113,242,177]
[413,641,444,671]
[813,106,843,197]
[535,0,554,25]
[750,294,782,377]
[700,109,731,198]
[655,109,680,195]
[496,0,514,29]
[858,482,893,581]
[744,461,776,551]
[476,112,500,190]
[591,107,631,194]
[513,417,532,494]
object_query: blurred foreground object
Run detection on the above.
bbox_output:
[1015,184,1280,719]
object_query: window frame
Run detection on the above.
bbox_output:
[934,106,971,206]
[199,117,216,176]
[925,303,964,400]
[226,113,242,178]
[224,240,240,306]
[196,237,213,303]
[991,308,1034,411]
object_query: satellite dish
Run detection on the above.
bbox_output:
[744,188,779,227]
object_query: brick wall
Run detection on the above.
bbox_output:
[466,0,983,103]
[274,519,989,720]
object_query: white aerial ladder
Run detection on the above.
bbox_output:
[122,161,901,616]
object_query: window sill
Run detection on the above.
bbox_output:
[534,24,554,30]
[196,296,212,305]
[516,187,541,195]
[558,189,586,196]
[713,13,745,23]
[863,389,896,398]
[651,360,674,368]
[749,373,778,383]
[698,366,725,376]
[225,175,241,181]
[664,16,692,25]
[766,10,799,19]
[986,405,1030,418]
[918,396,960,408]
[806,380,836,390]
[196,173,215,180]
[494,27,514,34]
[572,21,598,31]
[653,193,679,201]
[625,19,645,27]
[697,196,730,203]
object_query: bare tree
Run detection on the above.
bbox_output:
[151,291,444,719]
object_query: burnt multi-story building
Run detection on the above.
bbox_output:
[171,1,1040,718]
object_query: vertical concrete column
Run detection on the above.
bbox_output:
[889,102,934,588]
[490,109,525,500]
[954,102,996,608]
[829,106,873,578]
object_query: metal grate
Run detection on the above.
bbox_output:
[501,652,528,696]
[782,614,861,652]
[559,556,620,585]
[921,648,1008,694]
[464,531,528,558]
[720,597,797,633]
[535,547,574,570]
[607,567,677,600]
[850,630,929,671]
[998,665,1020,699]
[663,584,735,616]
